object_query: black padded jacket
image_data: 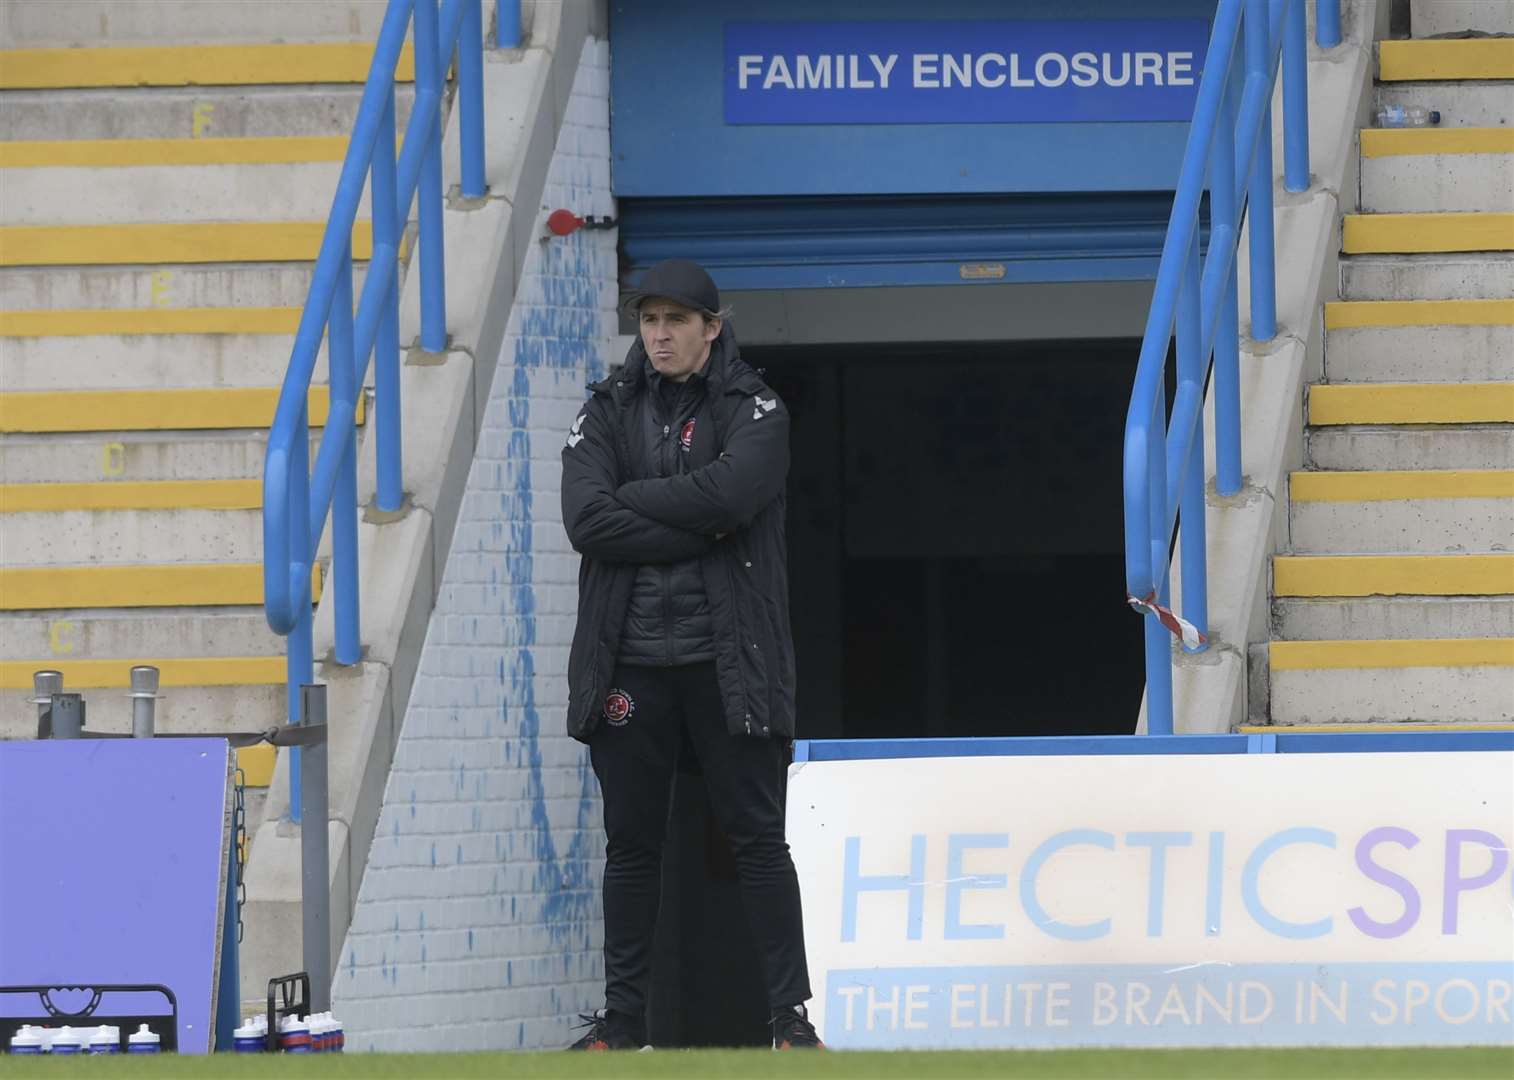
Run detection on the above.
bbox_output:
[560,324,796,741]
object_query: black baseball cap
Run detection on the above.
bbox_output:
[620,259,720,316]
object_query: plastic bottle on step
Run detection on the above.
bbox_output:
[7,1025,44,1055]
[127,1023,161,1054]
[1376,104,1441,127]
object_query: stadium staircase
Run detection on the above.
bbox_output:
[1260,0,1514,727]
[0,3,412,838]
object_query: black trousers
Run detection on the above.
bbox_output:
[588,662,812,1019]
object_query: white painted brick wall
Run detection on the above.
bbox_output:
[332,38,615,1052]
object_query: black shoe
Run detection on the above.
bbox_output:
[566,1009,645,1051]
[770,1004,824,1049]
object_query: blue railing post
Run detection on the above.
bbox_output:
[1245,0,1277,341]
[1176,231,1209,653]
[1282,0,1311,192]
[459,0,488,199]
[495,0,520,48]
[1316,0,1341,48]
[288,403,313,823]
[1212,63,1244,496]
[373,89,404,512]
[1145,403,1173,735]
[415,0,448,353]
[329,246,362,666]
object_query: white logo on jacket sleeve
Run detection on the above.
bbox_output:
[752,395,777,420]
[565,412,587,448]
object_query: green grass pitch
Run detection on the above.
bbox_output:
[2,1047,1511,1079]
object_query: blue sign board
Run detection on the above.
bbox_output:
[725,20,1209,125]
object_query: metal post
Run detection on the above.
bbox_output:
[373,89,404,513]
[1282,0,1311,192]
[288,401,313,823]
[1245,0,1277,342]
[414,0,448,353]
[495,0,519,48]
[1176,232,1209,652]
[299,683,331,1013]
[1213,64,1244,496]
[459,0,488,199]
[1315,0,1341,48]
[330,245,362,666]
[49,693,85,739]
[1145,399,1173,736]
[31,670,62,736]
[128,665,160,738]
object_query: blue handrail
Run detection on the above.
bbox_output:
[1124,0,1340,736]
[263,0,490,820]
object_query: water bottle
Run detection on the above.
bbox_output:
[234,1018,264,1053]
[87,1026,118,1054]
[1376,104,1441,127]
[127,1023,160,1054]
[278,1014,311,1053]
[51,1026,84,1055]
[329,1012,345,1053]
[7,1025,44,1055]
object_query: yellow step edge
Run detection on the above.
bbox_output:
[0,43,416,90]
[0,136,352,169]
[0,386,365,434]
[0,656,285,690]
[0,221,375,268]
[1324,298,1514,329]
[0,306,303,338]
[1238,722,1514,734]
[237,743,277,787]
[1308,383,1514,426]
[1270,637,1514,671]
[1274,554,1514,597]
[1342,213,1514,254]
[0,563,322,611]
[1290,469,1514,502]
[1379,38,1514,82]
[1361,126,1514,158]
[0,479,263,513]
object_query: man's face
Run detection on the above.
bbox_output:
[639,298,720,383]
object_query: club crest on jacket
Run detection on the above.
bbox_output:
[603,689,635,727]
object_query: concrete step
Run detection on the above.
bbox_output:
[1322,299,1514,381]
[0,682,284,739]
[2,508,263,565]
[0,386,358,434]
[1339,252,1514,300]
[1379,38,1514,82]
[1,329,329,393]
[1342,212,1514,254]
[1273,553,1514,597]
[1359,127,1514,213]
[0,606,282,661]
[0,42,415,90]
[0,221,373,268]
[0,85,414,142]
[1273,595,1514,640]
[1411,0,1514,38]
[1308,382,1514,426]
[0,430,314,484]
[0,562,322,611]
[2,479,265,564]
[1,160,362,226]
[0,0,390,47]
[1375,82,1513,129]
[1289,469,1514,554]
[0,262,355,311]
[1268,637,1514,724]
[1307,423,1514,471]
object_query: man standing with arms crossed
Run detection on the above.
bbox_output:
[560,259,820,1051]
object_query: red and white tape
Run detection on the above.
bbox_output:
[1127,591,1207,650]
